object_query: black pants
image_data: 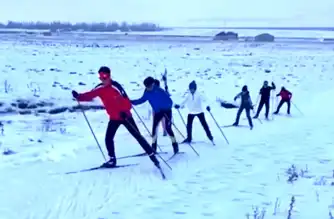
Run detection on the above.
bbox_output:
[255,99,270,118]
[105,116,154,158]
[275,99,291,114]
[235,106,253,127]
[186,112,213,141]
[152,109,176,146]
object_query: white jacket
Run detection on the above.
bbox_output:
[180,91,206,114]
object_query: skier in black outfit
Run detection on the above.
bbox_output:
[253,80,276,119]
[232,85,254,129]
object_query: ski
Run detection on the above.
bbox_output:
[180,141,215,146]
[166,152,185,162]
[222,124,249,128]
[65,163,139,174]
[118,152,168,160]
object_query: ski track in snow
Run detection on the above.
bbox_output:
[0,39,334,219]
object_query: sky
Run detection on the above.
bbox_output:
[0,0,333,27]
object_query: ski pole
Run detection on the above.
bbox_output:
[164,114,200,157]
[77,100,107,161]
[291,102,303,116]
[207,109,230,145]
[271,92,275,120]
[123,116,172,170]
[253,94,260,116]
[252,109,263,124]
[132,107,163,152]
[176,108,187,128]
[132,107,152,136]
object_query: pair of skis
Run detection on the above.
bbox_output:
[65,151,185,179]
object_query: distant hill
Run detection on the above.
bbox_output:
[171,26,334,31]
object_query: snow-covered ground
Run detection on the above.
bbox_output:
[0,38,334,219]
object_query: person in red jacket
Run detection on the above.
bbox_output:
[72,66,160,169]
[273,86,292,115]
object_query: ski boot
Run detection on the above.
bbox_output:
[181,138,191,144]
[172,142,179,154]
[101,157,117,168]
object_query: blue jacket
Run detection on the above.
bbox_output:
[131,86,173,112]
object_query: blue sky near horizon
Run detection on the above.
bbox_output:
[0,0,333,27]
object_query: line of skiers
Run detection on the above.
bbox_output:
[71,66,293,168]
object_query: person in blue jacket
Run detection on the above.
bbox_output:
[131,76,179,154]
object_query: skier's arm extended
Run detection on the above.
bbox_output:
[77,88,101,101]
[131,91,148,105]
[234,92,242,101]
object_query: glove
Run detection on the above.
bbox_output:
[234,97,237,101]
[250,105,254,110]
[174,104,180,109]
[271,82,275,87]
[72,90,79,99]
[120,111,128,119]
[206,106,211,111]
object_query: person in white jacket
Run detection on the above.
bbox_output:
[174,81,214,144]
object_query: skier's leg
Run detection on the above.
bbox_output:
[254,100,264,118]
[151,111,164,152]
[103,120,121,167]
[287,100,291,114]
[163,110,179,153]
[197,112,213,141]
[245,108,253,128]
[265,100,270,119]
[161,117,167,136]
[123,117,160,166]
[274,100,284,114]
[184,114,195,142]
[234,106,244,125]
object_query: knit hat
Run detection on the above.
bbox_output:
[242,85,248,92]
[189,80,197,90]
[143,76,155,87]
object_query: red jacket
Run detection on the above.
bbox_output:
[77,85,132,121]
[278,90,292,100]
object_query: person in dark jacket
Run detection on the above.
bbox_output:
[131,76,179,154]
[72,67,160,169]
[253,80,276,119]
[232,85,254,129]
[274,86,292,114]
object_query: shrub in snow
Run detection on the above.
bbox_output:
[213,31,238,41]
[3,148,16,155]
[254,33,275,42]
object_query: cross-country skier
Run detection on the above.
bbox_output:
[71,66,160,169]
[253,80,276,119]
[153,79,168,136]
[273,86,292,115]
[174,80,214,143]
[232,85,254,129]
[131,76,179,154]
